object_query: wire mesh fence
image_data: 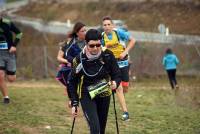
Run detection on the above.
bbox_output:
[16,42,200,80]
[129,42,200,79]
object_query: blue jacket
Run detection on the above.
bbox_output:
[62,38,85,64]
[56,38,85,79]
[162,54,179,70]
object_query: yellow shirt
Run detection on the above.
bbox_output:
[103,31,124,59]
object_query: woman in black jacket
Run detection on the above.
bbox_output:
[68,29,121,134]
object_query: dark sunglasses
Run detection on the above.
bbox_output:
[88,44,101,48]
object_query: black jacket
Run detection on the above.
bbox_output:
[0,18,22,50]
[68,49,121,106]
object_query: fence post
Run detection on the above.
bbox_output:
[43,46,48,78]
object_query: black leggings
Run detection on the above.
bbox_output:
[80,93,110,134]
[166,69,177,89]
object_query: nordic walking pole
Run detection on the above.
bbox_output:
[71,107,77,134]
[112,91,119,134]
[71,118,75,134]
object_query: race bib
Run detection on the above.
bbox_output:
[0,42,8,49]
[117,60,129,68]
[87,79,111,99]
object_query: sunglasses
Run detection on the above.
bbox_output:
[88,44,101,48]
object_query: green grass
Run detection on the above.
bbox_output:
[0,78,200,134]
[7,0,23,3]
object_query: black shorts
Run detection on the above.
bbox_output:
[118,60,129,87]
[120,66,129,82]
[117,56,129,82]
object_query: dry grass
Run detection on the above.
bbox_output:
[0,77,199,134]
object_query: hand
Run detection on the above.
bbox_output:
[57,64,62,70]
[9,46,17,53]
[67,62,72,67]
[71,106,78,118]
[109,81,117,90]
[106,43,114,48]
[119,51,127,59]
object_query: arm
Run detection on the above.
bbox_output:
[10,22,22,47]
[9,22,22,53]
[68,58,79,106]
[162,56,166,66]
[117,29,136,59]
[121,37,135,58]
[57,49,68,64]
[175,55,180,65]
[68,58,80,117]
[108,52,121,88]
[66,55,74,63]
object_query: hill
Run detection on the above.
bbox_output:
[16,1,200,35]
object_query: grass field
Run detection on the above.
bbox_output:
[7,0,23,3]
[0,77,200,134]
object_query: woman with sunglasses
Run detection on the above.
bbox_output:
[56,22,86,104]
[68,29,121,134]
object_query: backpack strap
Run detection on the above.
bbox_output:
[64,38,76,56]
[101,32,105,47]
[102,30,120,46]
[113,30,120,42]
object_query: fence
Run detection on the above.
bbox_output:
[16,43,200,80]
[17,45,59,79]
[130,42,200,77]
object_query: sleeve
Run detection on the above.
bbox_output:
[67,57,80,106]
[117,28,130,42]
[162,56,166,66]
[107,51,121,88]
[10,22,22,47]
[66,39,79,63]
[61,45,67,52]
[61,43,74,63]
[175,55,180,65]
[67,55,74,63]
[101,33,105,47]
[101,39,105,47]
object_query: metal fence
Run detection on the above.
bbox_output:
[16,43,200,80]
[17,45,59,79]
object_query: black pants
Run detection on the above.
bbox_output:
[80,93,110,134]
[166,69,177,89]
